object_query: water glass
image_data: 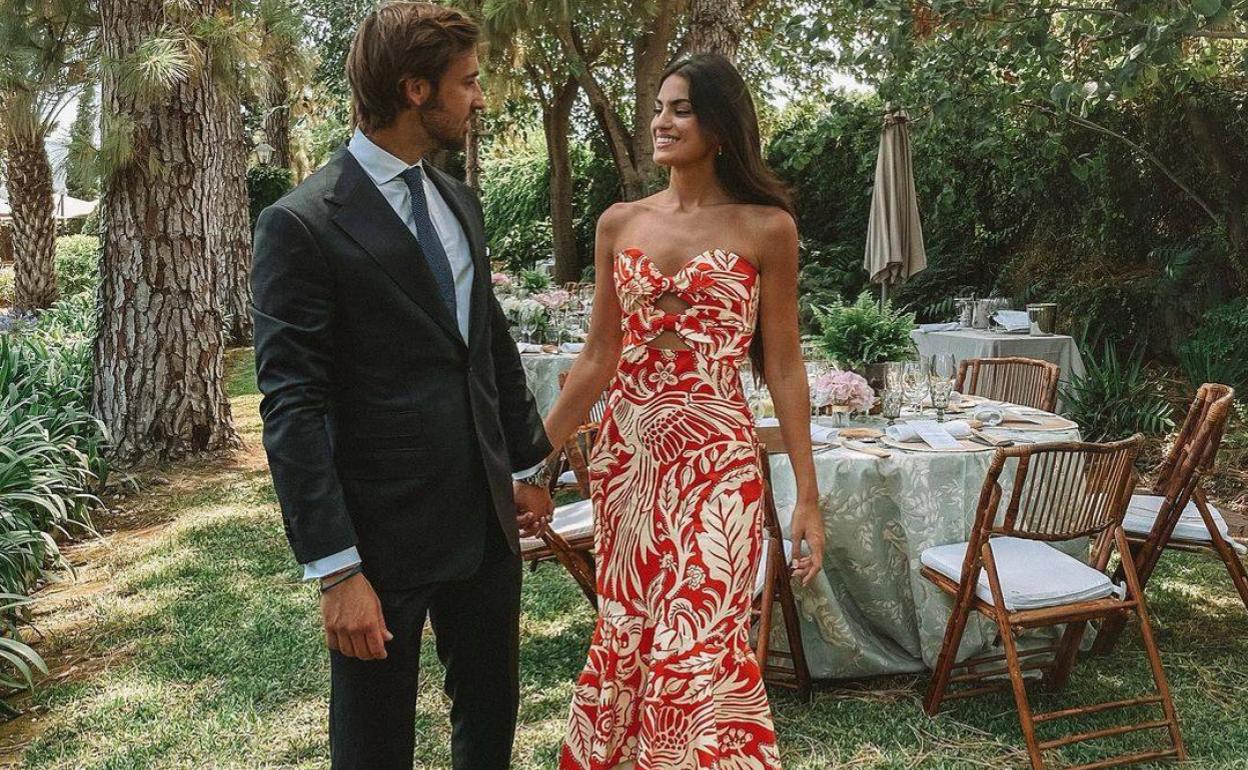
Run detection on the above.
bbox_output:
[883,361,905,392]
[928,379,955,422]
[902,361,926,414]
[880,389,904,425]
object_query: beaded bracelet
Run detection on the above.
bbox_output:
[320,564,364,594]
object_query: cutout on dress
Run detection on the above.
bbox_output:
[647,292,693,350]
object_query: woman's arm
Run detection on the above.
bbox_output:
[757,211,824,585]
[542,205,627,452]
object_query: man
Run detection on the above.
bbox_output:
[251,4,555,768]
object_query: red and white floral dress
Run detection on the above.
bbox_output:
[559,248,781,770]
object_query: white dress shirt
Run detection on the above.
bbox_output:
[303,131,541,580]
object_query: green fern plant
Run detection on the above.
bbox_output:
[813,291,916,370]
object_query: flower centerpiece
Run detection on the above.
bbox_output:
[499,295,548,342]
[813,291,915,391]
[811,369,875,425]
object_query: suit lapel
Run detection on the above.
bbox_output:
[326,148,465,348]
[424,164,492,353]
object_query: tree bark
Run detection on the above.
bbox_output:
[631,0,683,192]
[213,80,255,346]
[465,113,482,193]
[544,78,581,283]
[263,76,292,169]
[689,0,745,60]
[95,0,240,465]
[3,130,59,312]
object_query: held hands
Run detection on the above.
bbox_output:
[514,481,554,537]
[789,500,825,586]
[320,569,393,660]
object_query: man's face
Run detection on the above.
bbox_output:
[416,50,485,152]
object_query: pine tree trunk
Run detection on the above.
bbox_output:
[544,79,580,284]
[213,82,255,345]
[95,0,239,465]
[689,0,744,61]
[264,76,291,169]
[4,131,59,312]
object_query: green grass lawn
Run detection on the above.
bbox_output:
[5,351,1248,768]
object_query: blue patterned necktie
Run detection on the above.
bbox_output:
[398,165,457,320]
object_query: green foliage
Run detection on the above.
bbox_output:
[813,292,916,370]
[0,292,104,696]
[797,242,865,332]
[493,218,554,272]
[65,82,99,200]
[1179,298,1248,392]
[0,268,14,307]
[1060,343,1174,441]
[517,268,552,294]
[247,165,295,227]
[54,235,99,299]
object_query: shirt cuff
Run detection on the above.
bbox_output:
[302,546,362,580]
[512,462,545,481]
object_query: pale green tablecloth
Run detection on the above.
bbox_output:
[521,353,577,417]
[909,328,1086,385]
[766,419,1082,679]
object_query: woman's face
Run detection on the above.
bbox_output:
[651,74,717,168]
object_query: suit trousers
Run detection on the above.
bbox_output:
[329,516,520,770]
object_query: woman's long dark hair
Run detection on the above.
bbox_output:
[658,53,794,383]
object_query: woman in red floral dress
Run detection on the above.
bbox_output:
[542,54,823,770]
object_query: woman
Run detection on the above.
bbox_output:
[544,54,823,770]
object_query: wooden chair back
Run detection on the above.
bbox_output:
[967,436,1142,572]
[1151,383,1235,495]
[955,357,1061,412]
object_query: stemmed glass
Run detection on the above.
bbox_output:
[927,353,957,422]
[901,361,926,415]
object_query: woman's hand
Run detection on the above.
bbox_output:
[789,500,825,586]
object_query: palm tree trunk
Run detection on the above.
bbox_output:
[95,0,239,465]
[263,76,291,169]
[4,130,59,312]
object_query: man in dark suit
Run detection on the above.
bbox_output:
[251,4,554,768]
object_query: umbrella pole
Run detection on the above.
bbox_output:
[880,281,890,309]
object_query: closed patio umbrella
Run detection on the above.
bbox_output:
[864,108,926,305]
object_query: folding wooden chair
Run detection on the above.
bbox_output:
[752,427,813,702]
[519,373,605,607]
[1095,383,1245,653]
[922,435,1188,770]
[956,356,1061,412]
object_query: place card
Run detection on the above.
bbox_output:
[910,420,962,450]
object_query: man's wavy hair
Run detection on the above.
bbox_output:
[346,2,479,133]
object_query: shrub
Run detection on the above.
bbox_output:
[813,291,916,370]
[1060,342,1173,441]
[0,267,14,307]
[1179,298,1248,392]
[247,165,295,227]
[54,235,100,299]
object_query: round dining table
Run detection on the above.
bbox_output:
[764,405,1083,679]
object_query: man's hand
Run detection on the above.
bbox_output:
[321,570,393,660]
[514,481,554,537]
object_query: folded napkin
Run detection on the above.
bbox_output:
[918,322,962,333]
[559,342,584,354]
[754,418,839,445]
[971,405,1047,426]
[516,342,545,354]
[993,310,1030,332]
[885,420,973,443]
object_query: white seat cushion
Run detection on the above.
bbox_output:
[1122,494,1247,554]
[753,539,794,598]
[921,536,1117,611]
[519,499,594,553]
[557,470,578,486]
